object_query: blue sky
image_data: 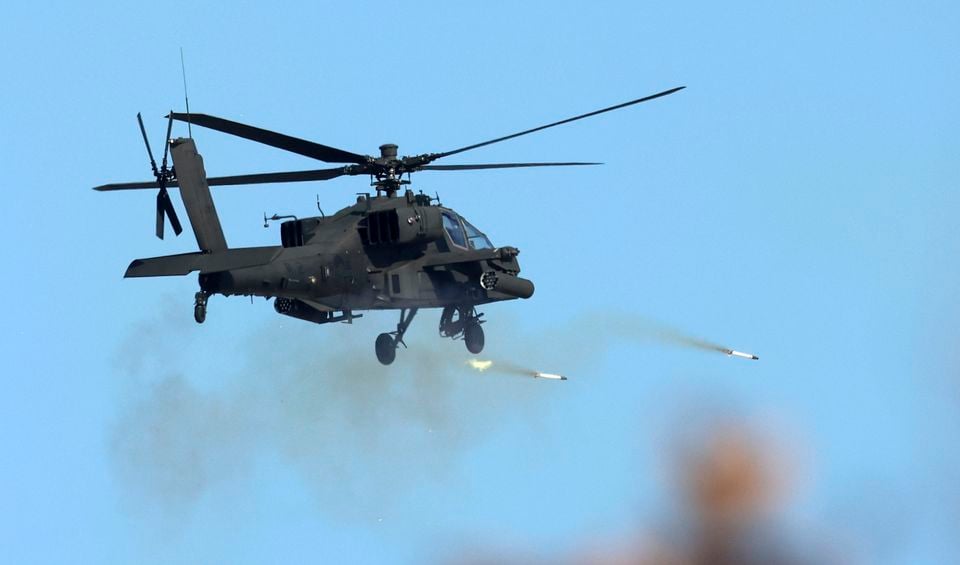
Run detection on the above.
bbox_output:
[2,1,958,563]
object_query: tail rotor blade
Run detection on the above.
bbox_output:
[165,195,184,236]
[155,187,184,239]
[160,111,174,171]
[137,112,160,177]
[155,190,165,239]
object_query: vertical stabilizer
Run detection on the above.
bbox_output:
[169,138,228,252]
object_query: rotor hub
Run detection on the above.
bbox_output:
[379,143,398,160]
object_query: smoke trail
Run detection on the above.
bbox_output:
[463,314,756,382]
[110,305,755,518]
[605,313,751,357]
[110,313,553,518]
[467,358,541,379]
[634,324,730,354]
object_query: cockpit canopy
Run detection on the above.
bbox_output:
[441,211,494,250]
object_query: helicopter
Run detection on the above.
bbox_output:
[95,86,684,364]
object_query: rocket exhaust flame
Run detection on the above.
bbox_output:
[466,359,493,372]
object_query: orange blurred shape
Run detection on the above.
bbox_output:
[684,425,779,528]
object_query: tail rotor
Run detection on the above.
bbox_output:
[137,112,183,239]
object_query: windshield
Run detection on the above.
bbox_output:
[442,212,467,248]
[461,217,494,250]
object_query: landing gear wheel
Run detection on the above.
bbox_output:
[376,333,397,365]
[464,323,485,354]
[375,308,418,365]
[193,292,208,324]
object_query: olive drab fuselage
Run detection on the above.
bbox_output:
[200,190,533,313]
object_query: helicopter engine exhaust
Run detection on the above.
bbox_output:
[480,271,535,299]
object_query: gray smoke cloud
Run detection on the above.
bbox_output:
[109,302,752,518]
[111,307,553,518]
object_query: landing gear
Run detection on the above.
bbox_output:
[375,306,485,364]
[439,305,485,354]
[194,291,208,324]
[375,308,418,365]
[464,323,484,354]
[375,333,396,365]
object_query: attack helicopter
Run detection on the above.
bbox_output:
[95,86,684,364]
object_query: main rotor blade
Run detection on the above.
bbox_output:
[168,112,367,164]
[93,167,352,191]
[137,112,159,177]
[433,86,685,160]
[419,161,601,171]
[93,167,354,192]
[205,167,352,186]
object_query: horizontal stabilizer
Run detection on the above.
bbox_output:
[125,246,281,278]
[125,252,201,277]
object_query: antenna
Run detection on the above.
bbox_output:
[180,47,192,138]
[263,213,298,228]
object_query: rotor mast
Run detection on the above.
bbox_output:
[373,143,410,197]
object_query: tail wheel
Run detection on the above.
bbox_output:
[375,333,397,365]
[193,292,208,324]
[464,323,484,354]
